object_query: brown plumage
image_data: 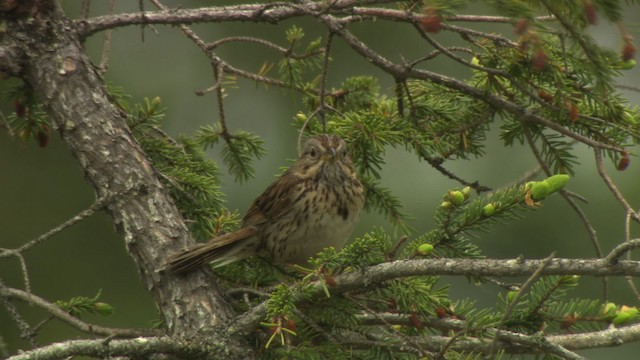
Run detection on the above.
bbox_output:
[163,134,364,273]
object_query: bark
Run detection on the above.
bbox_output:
[0,2,252,358]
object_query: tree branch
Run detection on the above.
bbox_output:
[0,286,161,338]
[604,239,640,265]
[2,3,250,356]
[594,149,640,222]
[230,256,640,334]
[77,0,401,37]
[77,1,625,154]
[344,312,638,357]
[5,337,209,360]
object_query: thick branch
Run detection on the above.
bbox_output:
[2,3,251,357]
[77,2,623,153]
[231,257,640,334]
[313,11,622,152]
[6,337,207,360]
[78,0,400,37]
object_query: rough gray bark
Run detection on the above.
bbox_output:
[0,2,252,358]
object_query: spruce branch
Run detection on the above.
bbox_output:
[312,9,624,153]
[4,0,640,358]
[230,257,640,335]
[79,1,632,157]
[523,126,606,297]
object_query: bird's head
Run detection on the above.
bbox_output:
[295,134,355,179]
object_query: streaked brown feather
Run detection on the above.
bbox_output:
[242,170,300,227]
[162,226,258,273]
[163,134,363,273]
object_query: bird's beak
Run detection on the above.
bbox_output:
[324,147,337,161]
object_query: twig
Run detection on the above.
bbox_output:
[149,0,234,144]
[225,287,269,298]
[560,193,606,298]
[523,128,606,298]
[488,252,557,357]
[16,253,31,294]
[407,46,474,68]
[97,0,115,75]
[623,212,640,301]
[80,0,91,19]
[425,157,492,193]
[594,149,640,222]
[343,327,584,358]
[206,36,322,60]
[79,1,389,36]
[357,312,467,329]
[296,31,336,152]
[345,293,430,356]
[604,239,640,265]
[318,31,334,130]
[313,11,625,153]
[485,278,521,291]
[446,15,556,23]
[387,235,407,259]
[293,308,343,344]
[78,1,625,154]
[498,252,556,325]
[539,0,601,72]
[213,63,228,135]
[0,197,110,258]
[138,0,146,42]
[297,107,322,155]
[523,128,552,174]
[616,84,640,93]
[0,286,162,338]
[0,280,37,347]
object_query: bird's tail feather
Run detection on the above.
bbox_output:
[162,226,258,273]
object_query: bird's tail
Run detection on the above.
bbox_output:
[162,226,258,274]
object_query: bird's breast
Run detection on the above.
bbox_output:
[266,173,364,265]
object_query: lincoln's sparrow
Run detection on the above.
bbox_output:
[164,134,364,273]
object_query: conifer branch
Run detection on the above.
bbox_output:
[0,286,161,338]
[312,9,624,153]
[231,257,640,335]
[4,1,640,358]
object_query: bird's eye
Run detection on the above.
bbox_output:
[309,147,317,158]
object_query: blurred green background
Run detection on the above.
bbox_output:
[1,1,639,358]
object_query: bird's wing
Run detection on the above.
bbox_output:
[162,226,259,273]
[242,170,300,227]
